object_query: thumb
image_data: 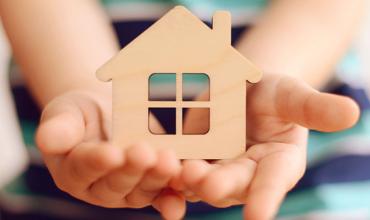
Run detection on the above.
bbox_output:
[276,77,360,132]
[36,98,85,155]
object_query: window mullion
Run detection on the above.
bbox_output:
[176,73,182,135]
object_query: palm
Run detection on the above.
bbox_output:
[76,92,112,143]
[36,91,185,220]
[181,74,359,220]
[247,76,308,147]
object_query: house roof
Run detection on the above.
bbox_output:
[96,6,262,83]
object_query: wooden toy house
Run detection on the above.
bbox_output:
[97,6,262,159]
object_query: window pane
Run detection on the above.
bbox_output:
[182,108,210,135]
[149,108,176,135]
[149,73,176,101]
[182,73,210,101]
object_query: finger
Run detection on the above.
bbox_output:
[198,158,256,204]
[149,113,166,134]
[274,76,360,132]
[184,193,202,203]
[50,142,124,196]
[169,173,187,191]
[183,105,210,134]
[153,189,186,220]
[89,143,157,206]
[181,159,215,193]
[244,143,305,220]
[36,98,85,155]
[182,160,232,206]
[125,149,181,206]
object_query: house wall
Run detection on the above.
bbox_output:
[111,67,247,159]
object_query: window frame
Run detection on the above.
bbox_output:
[148,73,210,135]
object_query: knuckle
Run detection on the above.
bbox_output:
[105,177,124,194]
[69,162,86,183]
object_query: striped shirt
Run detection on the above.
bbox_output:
[1,1,370,220]
[101,1,370,219]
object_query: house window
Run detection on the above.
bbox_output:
[148,73,210,135]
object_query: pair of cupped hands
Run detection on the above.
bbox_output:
[36,74,359,220]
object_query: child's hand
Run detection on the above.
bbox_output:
[179,74,360,220]
[36,90,185,220]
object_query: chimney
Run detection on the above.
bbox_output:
[212,11,231,45]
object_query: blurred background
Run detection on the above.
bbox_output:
[1,3,370,220]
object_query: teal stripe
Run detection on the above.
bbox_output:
[307,110,370,165]
[279,180,370,217]
[336,50,361,75]
[149,73,209,83]
[183,73,209,84]
[102,0,170,5]
[149,73,176,83]
[21,120,37,148]
[3,174,30,195]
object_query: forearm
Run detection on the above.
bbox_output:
[0,0,119,107]
[237,0,365,89]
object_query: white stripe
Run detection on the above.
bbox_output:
[0,25,28,188]
[105,2,172,22]
[188,5,262,26]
